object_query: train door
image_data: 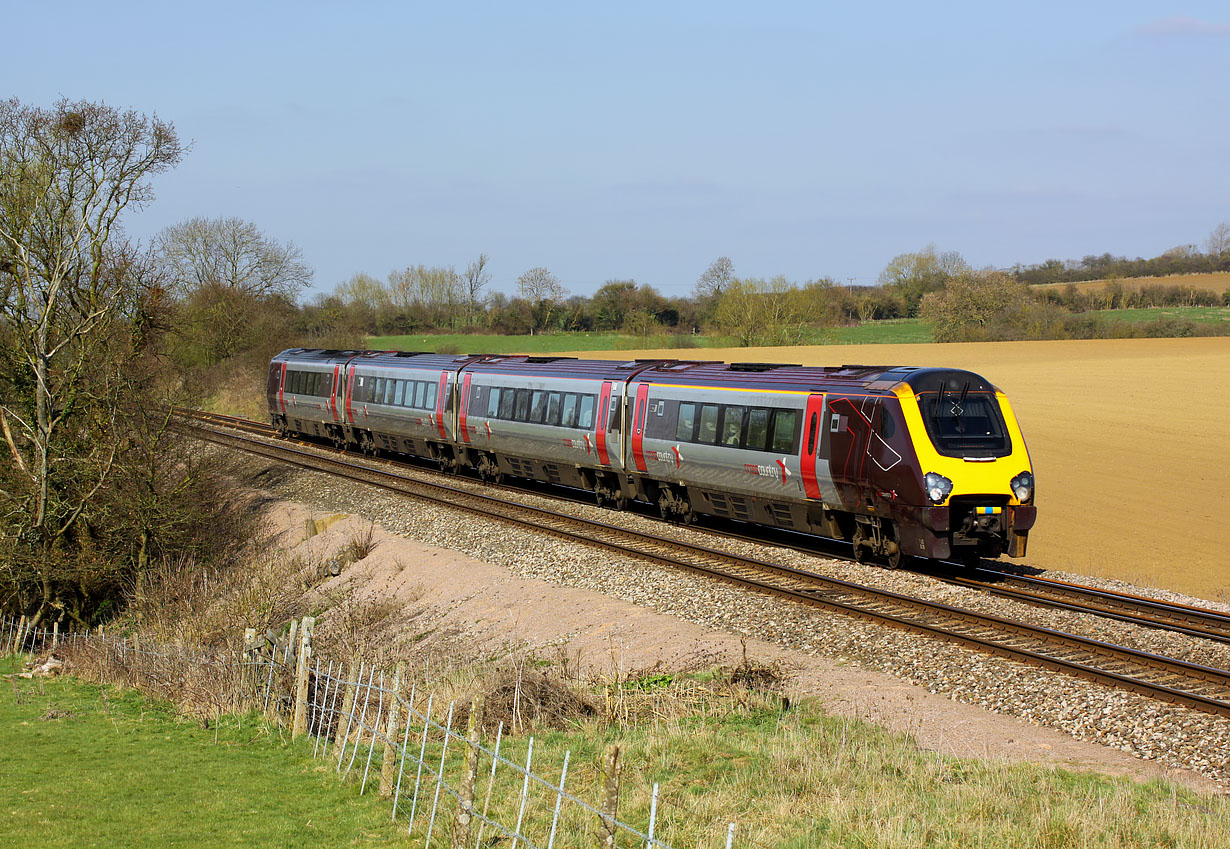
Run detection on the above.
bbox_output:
[328,365,341,421]
[277,362,287,413]
[458,373,473,444]
[434,373,449,439]
[799,394,825,499]
[594,380,613,465]
[827,396,875,485]
[631,384,649,472]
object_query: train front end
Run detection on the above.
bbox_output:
[893,369,1036,564]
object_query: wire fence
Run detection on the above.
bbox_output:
[3,614,739,848]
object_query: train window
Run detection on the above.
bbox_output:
[772,410,799,453]
[391,380,403,406]
[499,388,516,419]
[546,392,562,426]
[425,381,438,410]
[486,387,501,418]
[560,393,578,427]
[879,406,896,439]
[577,395,595,430]
[720,406,746,447]
[806,412,818,454]
[676,403,696,441]
[746,408,770,451]
[514,389,530,421]
[609,401,620,433]
[634,399,646,435]
[530,390,547,423]
[371,378,384,402]
[410,381,423,409]
[697,404,719,444]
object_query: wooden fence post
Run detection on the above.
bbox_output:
[13,615,27,654]
[51,621,60,650]
[379,661,406,797]
[334,663,357,749]
[453,696,484,849]
[597,744,622,848]
[291,616,315,739]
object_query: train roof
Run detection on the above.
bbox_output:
[630,360,997,395]
[271,350,998,394]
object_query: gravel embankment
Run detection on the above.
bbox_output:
[239,450,1230,786]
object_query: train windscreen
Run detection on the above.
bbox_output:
[921,387,1011,458]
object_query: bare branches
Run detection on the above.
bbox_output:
[156,216,313,299]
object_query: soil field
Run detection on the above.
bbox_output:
[1033,272,1230,295]
[565,338,1230,601]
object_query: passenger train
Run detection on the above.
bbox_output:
[268,349,1036,567]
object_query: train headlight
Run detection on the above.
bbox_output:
[1011,471,1034,503]
[924,472,953,505]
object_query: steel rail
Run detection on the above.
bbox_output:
[178,413,1230,718]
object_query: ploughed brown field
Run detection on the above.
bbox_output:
[1032,272,1230,294]
[567,338,1230,601]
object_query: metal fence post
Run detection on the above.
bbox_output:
[424,701,455,848]
[646,783,660,849]
[407,694,435,835]
[380,662,406,798]
[361,671,387,794]
[546,750,571,849]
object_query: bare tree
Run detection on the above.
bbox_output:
[878,245,969,316]
[1206,222,1230,258]
[157,216,312,298]
[515,266,567,333]
[462,253,492,327]
[695,256,734,300]
[0,98,183,624]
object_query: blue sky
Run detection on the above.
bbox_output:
[5,1,1229,298]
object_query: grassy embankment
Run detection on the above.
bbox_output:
[6,654,1230,848]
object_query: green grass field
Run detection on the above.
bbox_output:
[1,658,408,848]
[1074,305,1230,324]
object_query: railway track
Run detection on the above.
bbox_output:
[178,409,1230,718]
[183,411,1230,647]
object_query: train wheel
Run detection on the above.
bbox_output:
[851,530,870,564]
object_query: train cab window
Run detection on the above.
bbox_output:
[546,392,562,426]
[560,393,578,428]
[530,390,547,423]
[425,381,438,410]
[721,406,746,447]
[746,408,770,451]
[577,395,595,429]
[771,410,799,453]
[676,403,696,441]
[697,404,719,444]
[514,389,530,421]
[878,405,896,439]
